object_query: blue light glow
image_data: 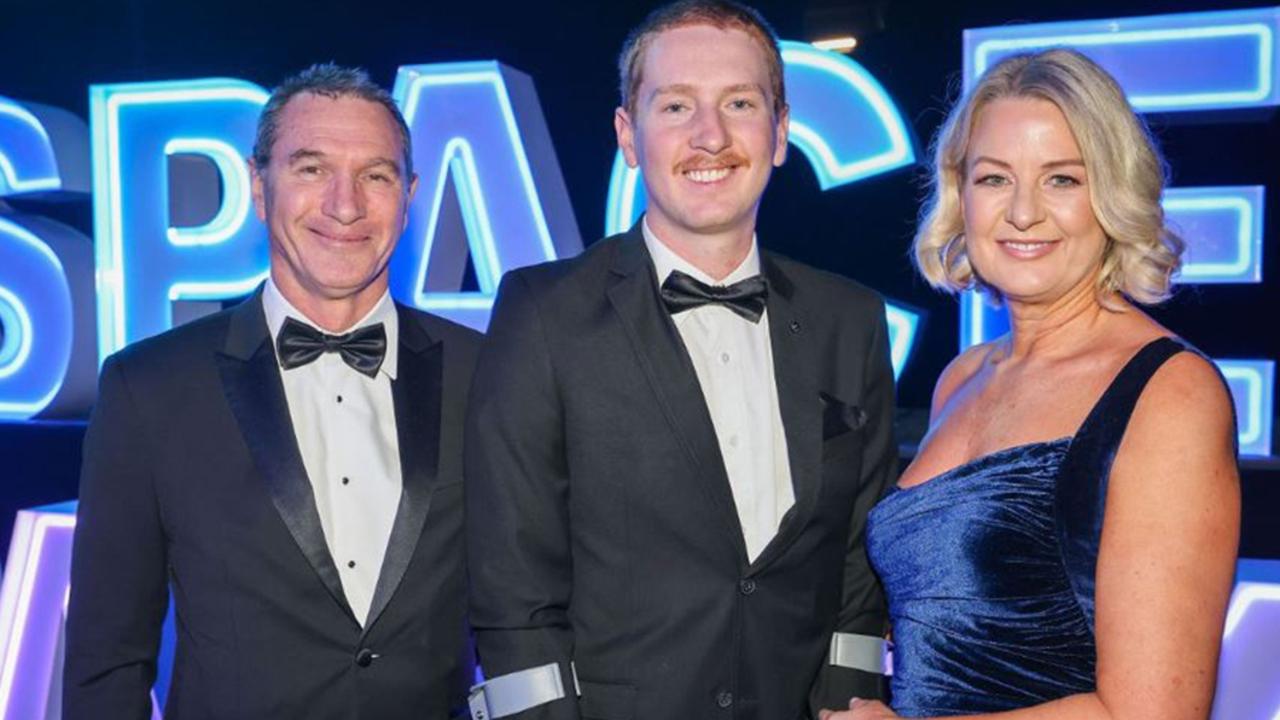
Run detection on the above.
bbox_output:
[163,138,253,247]
[959,291,996,353]
[779,42,915,189]
[413,138,502,297]
[884,302,920,381]
[604,151,646,240]
[90,79,270,363]
[0,217,74,420]
[1166,186,1264,283]
[0,287,32,381]
[965,8,1280,112]
[0,97,60,195]
[604,40,916,235]
[1216,359,1274,457]
[391,62,580,330]
[1213,560,1280,719]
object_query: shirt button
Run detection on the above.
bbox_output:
[342,476,350,485]
[728,435,739,449]
[720,352,730,364]
[716,691,733,708]
[739,578,756,595]
[354,648,375,667]
[347,560,356,569]
[336,395,343,403]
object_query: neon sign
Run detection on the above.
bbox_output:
[0,95,97,422]
[89,80,272,364]
[390,61,582,331]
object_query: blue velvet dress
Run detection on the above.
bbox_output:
[866,337,1189,717]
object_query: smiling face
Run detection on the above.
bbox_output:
[251,92,417,317]
[614,23,788,247]
[961,96,1108,307]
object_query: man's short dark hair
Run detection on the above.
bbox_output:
[253,63,414,178]
[617,0,786,117]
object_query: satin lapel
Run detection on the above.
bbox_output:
[750,255,823,572]
[605,230,748,564]
[215,292,356,623]
[363,305,442,632]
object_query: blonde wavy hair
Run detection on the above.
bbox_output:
[913,48,1184,307]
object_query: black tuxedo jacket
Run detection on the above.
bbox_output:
[64,292,480,719]
[466,226,896,720]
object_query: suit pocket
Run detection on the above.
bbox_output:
[579,680,636,720]
[819,392,867,441]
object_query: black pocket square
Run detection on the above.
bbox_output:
[820,392,867,440]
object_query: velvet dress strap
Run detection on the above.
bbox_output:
[1054,336,1190,630]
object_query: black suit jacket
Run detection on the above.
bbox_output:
[64,292,480,720]
[466,226,896,720]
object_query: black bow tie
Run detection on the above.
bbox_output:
[660,270,768,323]
[276,317,387,378]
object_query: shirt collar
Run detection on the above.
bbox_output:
[641,216,761,287]
[262,277,399,380]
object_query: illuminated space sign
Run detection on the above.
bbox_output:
[962,7,1279,456]
[0,8,1275,456]
[1,40,921,424]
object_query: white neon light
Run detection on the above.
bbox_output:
[788,121,908,187]
[1166,194,1257,279]
[883,303,919,380]
[1223,581,1280,638]
[812,37,858,53]
[961,291,989,350]
[1218,363,1267,446]
[411,137,503,305]
[973,22,1274,109]
[0,100,59,193]
[398,63,558,263]
[163,138,253,247]
[420,294,495,310]
[0,216,69,416]
[92,81,269,363]
[604,153,643,236]
[0,511,76,716]
[781,43,914,186]
[0,287,32,382]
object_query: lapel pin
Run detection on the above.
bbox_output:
[788,320,801,334]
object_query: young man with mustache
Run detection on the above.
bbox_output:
[466,2,896,718]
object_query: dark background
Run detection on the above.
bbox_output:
[0,0,1275,554]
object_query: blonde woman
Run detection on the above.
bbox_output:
[827,49,1239,720]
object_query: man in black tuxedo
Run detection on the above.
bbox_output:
[64,64,478,719]
[465,2,896,718]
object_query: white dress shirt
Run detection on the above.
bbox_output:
[262,279,402,626]
[643,220,794,562]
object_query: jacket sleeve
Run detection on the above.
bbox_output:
[810,300,895,714]
[63,355,168,720]
[466,271,580,719]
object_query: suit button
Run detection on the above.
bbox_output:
[739,578,756,595]
[716,691,734,708]
[355,648,375,667]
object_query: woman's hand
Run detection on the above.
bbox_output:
[818,698,900,720]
